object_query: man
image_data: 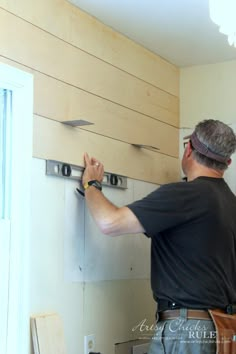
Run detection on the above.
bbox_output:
[81,119,236,353]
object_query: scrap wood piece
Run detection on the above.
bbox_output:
[31,313,67,354]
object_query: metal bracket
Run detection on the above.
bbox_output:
[61,119,94,127]
[46,160,127,189]
[131,143,160,152]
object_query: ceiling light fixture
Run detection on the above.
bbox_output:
[209,0,236,47]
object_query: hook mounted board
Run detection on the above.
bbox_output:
[61,119,94,127]
[46,160,127,189]
[131,143,160,153]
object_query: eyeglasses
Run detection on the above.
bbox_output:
[183,139,194,150]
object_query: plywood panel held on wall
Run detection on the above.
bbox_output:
[0,0,179,96]
[33,115,180,184]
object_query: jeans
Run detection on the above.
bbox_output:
[148,309,216,354]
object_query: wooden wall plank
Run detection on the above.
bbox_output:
[34,72,178,133]
[33,115,180,184]
[34,72,179,157]
[0,0,179,97]
[0,9,179,126]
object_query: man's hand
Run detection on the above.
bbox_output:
[82,153,145,236]
[82,152,104,186]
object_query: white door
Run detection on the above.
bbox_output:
[0,63,33,354]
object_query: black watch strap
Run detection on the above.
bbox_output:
[83,180,102,191]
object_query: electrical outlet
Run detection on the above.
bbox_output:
[84,334,95,354]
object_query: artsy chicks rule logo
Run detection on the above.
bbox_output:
[132,318,216,342]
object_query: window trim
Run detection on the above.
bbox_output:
[0,62,33,354]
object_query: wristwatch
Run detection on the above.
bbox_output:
[83,180,102,191]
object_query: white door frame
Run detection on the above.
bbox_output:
[0,62,33,354]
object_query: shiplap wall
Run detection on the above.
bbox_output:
[0,2,180,353]
[0,0,180,184]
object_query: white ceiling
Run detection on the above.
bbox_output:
[69,0,236,67]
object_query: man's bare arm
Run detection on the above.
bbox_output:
[85,187,144,236]
[82,153,144,236]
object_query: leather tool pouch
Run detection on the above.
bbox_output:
[209,309,236,354]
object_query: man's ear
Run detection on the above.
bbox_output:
[227,158,232,166]
[185,141,193,158]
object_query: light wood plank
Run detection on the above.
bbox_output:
[31,318,40,354]
[31,313,67,354]
[0,9,179,126]
[33,115,180,184]
[34,72,179,157]
[0,0,179,97]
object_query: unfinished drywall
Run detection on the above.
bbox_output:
[64,168,157,282]
[31,158,157,354]
[33,156,157,283]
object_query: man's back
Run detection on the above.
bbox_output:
[128,177,236,309]
[82,119,236,353]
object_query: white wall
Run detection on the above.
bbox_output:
[180,60,236,128]
[180,60,236,193]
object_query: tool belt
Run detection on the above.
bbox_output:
[209,306,236,354]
